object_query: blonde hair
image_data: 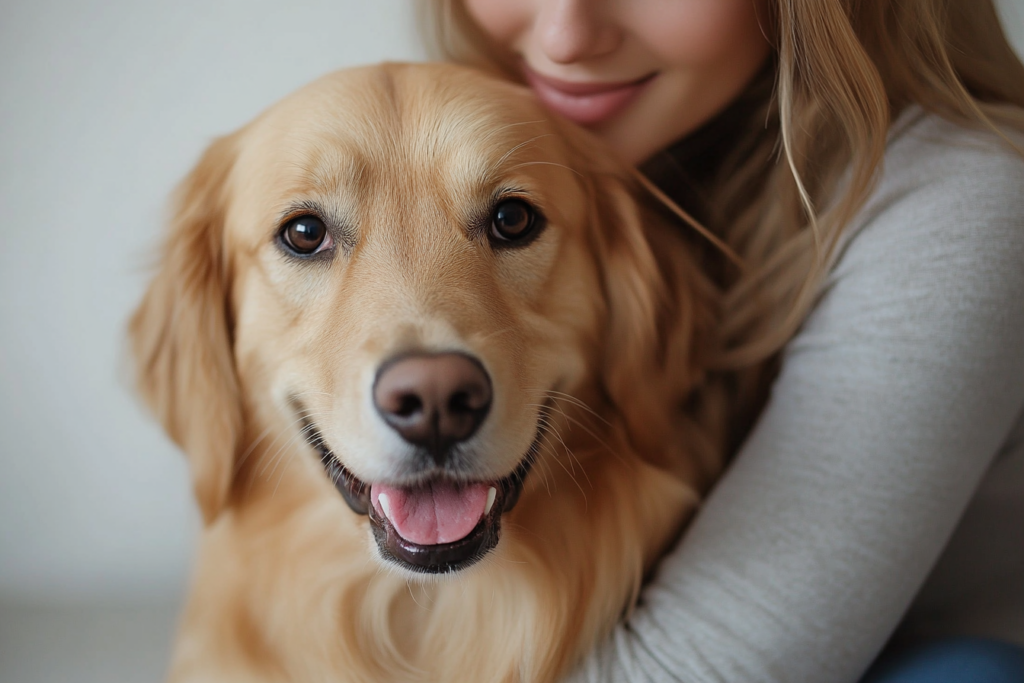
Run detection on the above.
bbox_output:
[422,0,1024,436]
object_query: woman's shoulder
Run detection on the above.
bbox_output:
[815,107,1024,352]
[837,107,1024,277]
[873,106,1024,216]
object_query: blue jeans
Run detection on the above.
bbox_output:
[863,637,1024,683]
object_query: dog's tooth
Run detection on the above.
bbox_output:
[378,493,393,522]
[485,487,496,515]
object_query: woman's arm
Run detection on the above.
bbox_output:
[568,115,1024,683]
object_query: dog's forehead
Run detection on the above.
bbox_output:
[243,64,565,200]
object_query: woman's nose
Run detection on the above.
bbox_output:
[536,0,623,64]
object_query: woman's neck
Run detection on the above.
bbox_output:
[640,60,776,230]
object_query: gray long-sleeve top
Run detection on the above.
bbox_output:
[570,108,1024,683]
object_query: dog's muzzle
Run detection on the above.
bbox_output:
[295,355,547,574]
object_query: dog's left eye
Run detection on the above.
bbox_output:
[280,215,333,255]
[489,199,541,244]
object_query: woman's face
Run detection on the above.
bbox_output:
[464,0,772,164]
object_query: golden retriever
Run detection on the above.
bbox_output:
[130,62,724,682]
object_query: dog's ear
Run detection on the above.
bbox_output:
[129,134,241,524]
[590,172,724,485]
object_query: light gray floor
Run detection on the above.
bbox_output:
[0,601,180,683]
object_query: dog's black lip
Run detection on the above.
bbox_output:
[319,447,371,515]
[295,401,548,574]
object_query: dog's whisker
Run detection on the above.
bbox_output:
[262,420,324,481]
[543,421,575,476]
[241,428,301,491]
[537,458,554,496]
[533,416,577,481]
[543,388,598,413]
[253,413,322,474]
[247,414,330,497]
[544,389,612,427]
[270,452,297,498]
[534,387,596,414]
[506,160,584,178]
[495,133,552,163]
[532,398,615,455]
[531,401,574,436]
[540,421,592,498]
[558,412,613,455]
[542,430,589,500]
[481,119,547,141]
[245,405,325,475]
[267,413,335,489]
[238,404,326,475]
[522,388,607,436]
[529,448,553,494]
[406,580,428,611]
[564,448,593,490]
[485,133,555,181]
[235,423,277,475]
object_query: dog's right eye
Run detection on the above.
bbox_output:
[489,199,541,245]
[280,215,332,255]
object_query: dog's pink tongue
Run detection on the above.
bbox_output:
[371,481,489,545]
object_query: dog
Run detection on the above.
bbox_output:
[130,62,724,682]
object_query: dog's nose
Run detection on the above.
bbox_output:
[373,353,492,461]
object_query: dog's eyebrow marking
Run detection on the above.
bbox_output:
[484,134,556,184]
[479,120,548,144]
[505,160,584,178]
[278,198,356,252]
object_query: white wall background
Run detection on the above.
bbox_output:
[0,0,426,605]
[1,0,1022,607]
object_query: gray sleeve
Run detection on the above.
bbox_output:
[567,124,1024,683]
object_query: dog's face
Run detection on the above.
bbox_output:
[232,64,607,573]
[132,63,703,579]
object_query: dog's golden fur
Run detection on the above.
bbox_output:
[130,63,724,682]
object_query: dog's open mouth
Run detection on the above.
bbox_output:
[367,464,532,573]
[300,413,541,574]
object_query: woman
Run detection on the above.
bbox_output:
[421,1,1024,681]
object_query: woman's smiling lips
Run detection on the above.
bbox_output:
[522,65,657,126]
